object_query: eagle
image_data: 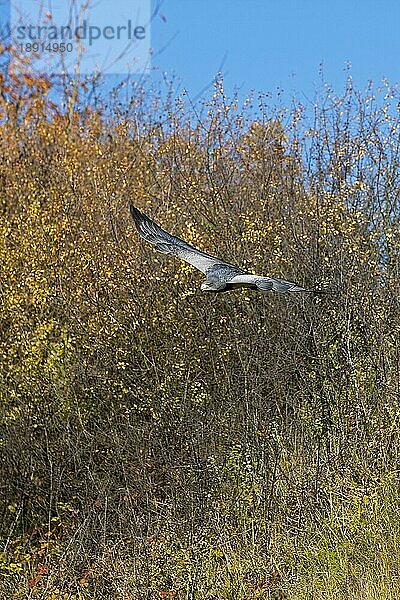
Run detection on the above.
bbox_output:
[130,205,323,294]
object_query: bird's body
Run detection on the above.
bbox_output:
[130,205,322,294]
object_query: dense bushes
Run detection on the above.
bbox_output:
[1,67,400,598]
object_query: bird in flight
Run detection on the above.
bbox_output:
[130,205,323,294]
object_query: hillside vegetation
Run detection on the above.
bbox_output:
[1,64,400,598]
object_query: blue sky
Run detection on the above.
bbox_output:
[152,0,400,100]
[1,0,400,102]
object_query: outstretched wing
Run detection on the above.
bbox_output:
[228,273,314,293]
[130,205,225,275]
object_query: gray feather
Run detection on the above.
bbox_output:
[130,205,222,274]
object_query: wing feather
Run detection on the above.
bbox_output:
[228,273,312,293]
[130,205,222,274]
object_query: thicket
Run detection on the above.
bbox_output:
[1,55,400,599]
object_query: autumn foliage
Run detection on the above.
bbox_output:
[1,55,400,598]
